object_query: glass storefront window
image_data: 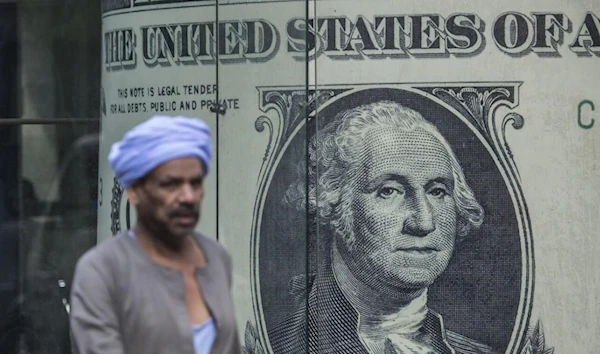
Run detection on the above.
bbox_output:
[1,1,101,352]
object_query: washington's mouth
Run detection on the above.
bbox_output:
[396,247,438,254]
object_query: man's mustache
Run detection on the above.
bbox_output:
[168,204,199,217]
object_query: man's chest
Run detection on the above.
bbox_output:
[116,268,196,349]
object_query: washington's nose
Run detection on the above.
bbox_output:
[402,191,436,237]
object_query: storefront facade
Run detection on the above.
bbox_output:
[2,0,600,353]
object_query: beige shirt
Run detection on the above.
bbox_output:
[69,231,241,354]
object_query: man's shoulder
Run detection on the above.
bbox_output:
[74,233,129,274]
[445,330,499,354]
[195,233,232,260]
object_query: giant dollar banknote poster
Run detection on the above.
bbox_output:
[99,0,599,353]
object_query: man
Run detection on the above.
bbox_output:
[69,115,241,354]
[271,101,496,354]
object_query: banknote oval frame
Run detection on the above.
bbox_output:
[250,84,534,354]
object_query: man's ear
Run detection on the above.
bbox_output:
[125,186,140,206]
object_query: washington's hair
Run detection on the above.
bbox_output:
[284,100,484,248]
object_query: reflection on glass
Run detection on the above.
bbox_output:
[0,0,101,353]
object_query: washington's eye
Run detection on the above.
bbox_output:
[377,186,402,199]
[429,186,449,198]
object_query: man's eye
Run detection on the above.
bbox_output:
[430,187,448,198]
[377,187,401,198]
[160,181,177,188]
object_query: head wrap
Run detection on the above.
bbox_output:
[108,115,212,189]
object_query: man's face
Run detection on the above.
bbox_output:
[128,157,205,244]
[340,126,458,291]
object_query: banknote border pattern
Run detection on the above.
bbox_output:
[110,176,132,236]
[247,82,552,354]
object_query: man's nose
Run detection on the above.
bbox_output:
[178,183,197,202]
[402,191,436,237]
